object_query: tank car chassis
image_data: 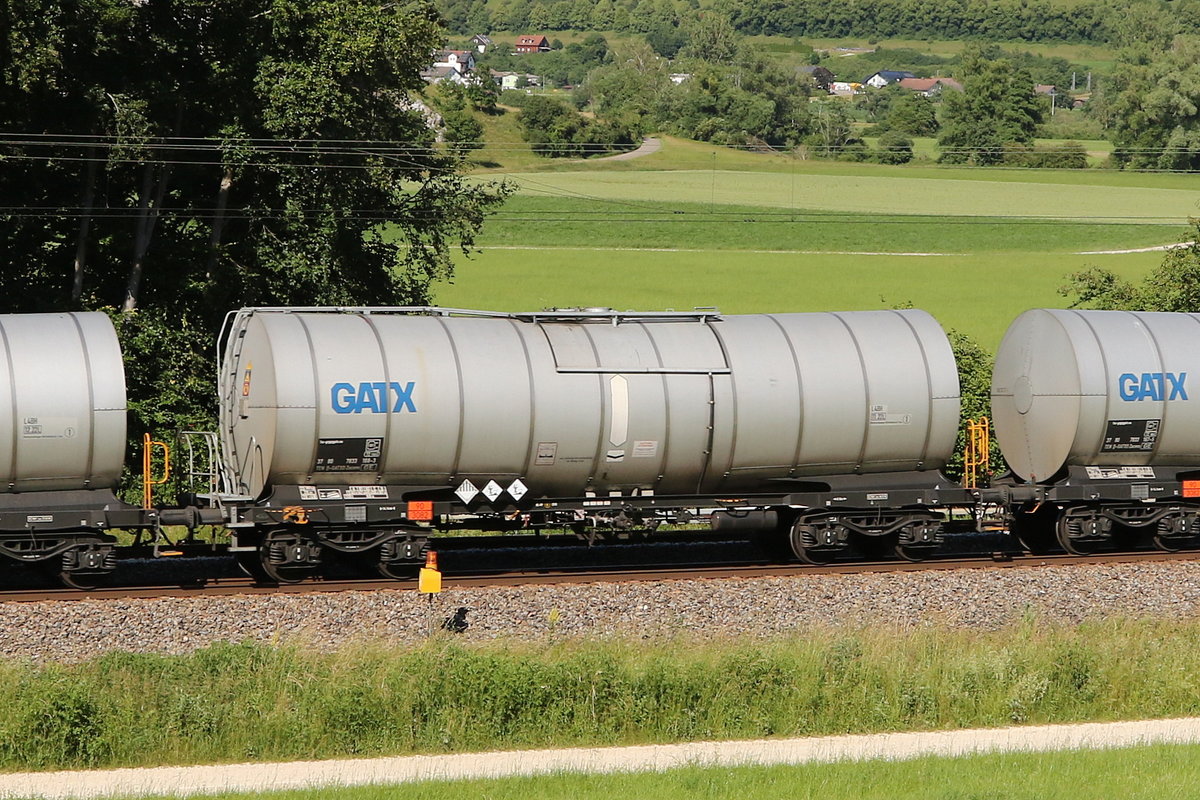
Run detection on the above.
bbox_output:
[209,470,979,582]
[1000,466,1200,556]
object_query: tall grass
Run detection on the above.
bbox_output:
[3,617,1200,771]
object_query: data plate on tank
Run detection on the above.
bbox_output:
[1085,466,1157,480]
[1100,419,1160,452]
[314,437,383,472]
[21,416,79,439]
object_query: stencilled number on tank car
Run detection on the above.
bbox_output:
[330,382,417,414]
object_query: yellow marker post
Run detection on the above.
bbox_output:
[418,550,442,635]
[418,565,442,594]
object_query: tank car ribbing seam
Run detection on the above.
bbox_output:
[296,315,322,492]
[831,312,871,473]
[763,314,806,478]
[432,315,467,483]
[362,315,393,486]
[1076,310,1123,470]
[638,322,672,491]
[69,314,97,487]
[0,321,19,488]
[508,318,539,483]
[894,311,938,471]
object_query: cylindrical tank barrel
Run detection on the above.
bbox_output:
[220,308,960,499]
[993,308,1200,483]
[0,313,127,492]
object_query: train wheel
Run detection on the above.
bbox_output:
[58,570,107,590]
[788,521,841,565]
[894,543,937,562]
[377,560,420,580]
[258,554,315,585]
[1010,504,1058,555]
[1055,509,1110,555]
[1153,534,1185,552]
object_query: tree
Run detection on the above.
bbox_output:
[1108,36,1200,171]
[875,130,914,164]
[442,110,485,153]
[886,92,939,137]
[1,0,512,444]
[679,13,739,65]
[938,47,1042,165]
[1061,221,1200,312]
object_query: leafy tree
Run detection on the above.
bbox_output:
[938,47,1042,165]
[1108,36,1200,170]
[679,13,739,65]
[646,23,689,59]
[442,110,485,152]
[804,102,856,156]
[886,92,939,136]
[1,0,512,444]
[1061,221,1200,311]
[517,95,635,156]
[875,130,914,164]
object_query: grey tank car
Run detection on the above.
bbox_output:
[216,307,967,579]
[222,307,960,498]
[0,313,159,587]
[994,309,1200,555]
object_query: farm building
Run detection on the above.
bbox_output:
[864,70,916,88]
[515,35,550,53]
[897,77,963,96]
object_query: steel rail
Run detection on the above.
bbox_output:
[2,549,1198,604]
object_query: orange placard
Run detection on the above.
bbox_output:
[1183,480,1200,498]
[407,500,435,521]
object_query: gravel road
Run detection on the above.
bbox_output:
[4,717,1200,798]
[4,560,1200,662]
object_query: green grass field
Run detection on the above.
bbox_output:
[435,135,1197,347]
[438,248,1159,349]
[120,744,1200,800]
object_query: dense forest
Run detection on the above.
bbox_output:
[440,0,1198,46]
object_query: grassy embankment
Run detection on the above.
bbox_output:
[5,618,1200,772]
[116,744,1200,800]
[437,134,1195,347]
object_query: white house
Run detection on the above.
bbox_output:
[432,50,476,74]
[863,70,916,88]
[470,34,492,54]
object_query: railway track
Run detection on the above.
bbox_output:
[3,548,1199,604]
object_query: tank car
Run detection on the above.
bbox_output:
[215,307,970,581]
[0,312,142,586]
[992,308,1200,554]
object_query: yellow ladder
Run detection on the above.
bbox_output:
[142,433,170,509]
[963,417,990,489]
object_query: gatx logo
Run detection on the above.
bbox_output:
[331,382,417,414]
[1118,372,1188,402]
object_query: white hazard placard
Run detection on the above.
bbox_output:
[455,479,480,504]
[508,479,528,501]
[482,480,504,502]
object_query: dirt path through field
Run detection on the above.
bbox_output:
[5,717,1200,798]
[592,137,662,161]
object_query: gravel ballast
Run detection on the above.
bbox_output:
[5,561,1200,662]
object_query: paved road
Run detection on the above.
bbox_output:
[593,136,662,161]
[4,717,1200,798]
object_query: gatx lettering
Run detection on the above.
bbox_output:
[331,382,417,414]
[1118,372,1188,402]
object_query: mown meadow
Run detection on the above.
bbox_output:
[434,136,1196,347]
[117,743,1200,800]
